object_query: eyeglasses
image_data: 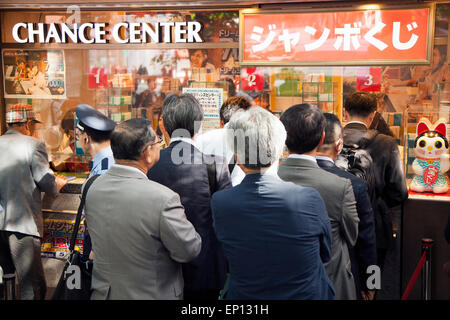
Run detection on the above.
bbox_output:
[150,136,163,146]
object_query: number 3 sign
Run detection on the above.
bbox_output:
[357,67,381,92]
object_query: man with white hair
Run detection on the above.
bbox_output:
[211,107,335,300]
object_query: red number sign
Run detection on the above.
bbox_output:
[241,68,263,91]
[357,67,381,92]
[89,67,108,89]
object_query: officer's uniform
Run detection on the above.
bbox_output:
[88,146,114,178]
[75,104,116,259]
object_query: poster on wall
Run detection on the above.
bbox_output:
[182,87,223,132]
[2,49,66,99]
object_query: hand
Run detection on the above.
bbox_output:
[361,290,376,300]
[55,175,68,191]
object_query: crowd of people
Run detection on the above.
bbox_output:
[0,90,412,300]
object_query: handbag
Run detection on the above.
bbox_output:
[52,174,100,300]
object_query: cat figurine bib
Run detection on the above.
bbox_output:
[410,118,449,194]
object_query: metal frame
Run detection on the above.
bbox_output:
[447,13,450,64]
[0,20,4,135]
[239,3,436,66]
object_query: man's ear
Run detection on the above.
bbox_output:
[343,109,349,122]
[335,138,343,154]
[367,111,376,127]
[25,120,32,134]
[142,145,153,163]
[317,131,326,147]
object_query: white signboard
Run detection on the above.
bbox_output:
[182,87,223,132]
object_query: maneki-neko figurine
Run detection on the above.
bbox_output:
[410,118,449,193]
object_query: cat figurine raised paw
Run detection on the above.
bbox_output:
[410,118,449,194]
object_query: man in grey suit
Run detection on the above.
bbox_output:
[0,104,62,299]
[85,118,202,300]
[278,104,359,300]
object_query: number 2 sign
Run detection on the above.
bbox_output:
[357,67,381,92]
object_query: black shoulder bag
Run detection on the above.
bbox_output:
[52,174,100,300]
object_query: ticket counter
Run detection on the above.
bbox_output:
[401,193,450,300]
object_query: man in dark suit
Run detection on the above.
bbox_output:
[211,107,335,300]
[147,93,232,300]
[342,92,408,269]
[278,104,359,300]
[317,113,377,300]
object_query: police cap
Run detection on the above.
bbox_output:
[75,104,115,132]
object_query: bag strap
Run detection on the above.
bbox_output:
[69,174,100,253]
[228,156,236,175]
[206,158,217,196]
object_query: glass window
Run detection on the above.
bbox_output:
[2,9,239,175]
[435,3,450,37]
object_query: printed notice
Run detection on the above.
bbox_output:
[183,87,223,132]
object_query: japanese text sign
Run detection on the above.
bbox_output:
[240,7,432,65]
[41,218,84,259]
[182,87,223,132]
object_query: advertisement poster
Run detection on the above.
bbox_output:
[41,218,84,259]
[2,49,66,99]
[182,87,223,131]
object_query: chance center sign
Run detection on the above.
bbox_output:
[12,21,203,44]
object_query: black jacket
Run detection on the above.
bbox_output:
[147,140,232,293]
[445,214,450,244]
[317,158,377,297]
[343,123,408,250]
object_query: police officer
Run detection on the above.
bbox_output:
[75,104,116,178]
[75,104,115,260]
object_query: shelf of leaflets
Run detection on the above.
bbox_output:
[437,82,450,124]
[302,81,338,114]
[94,73,135,122]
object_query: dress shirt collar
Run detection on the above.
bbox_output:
[170,136,199,149]
[112,164,148,178]
[346,120,368,128]
[316,156,335,164]
[287,153,317,164]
